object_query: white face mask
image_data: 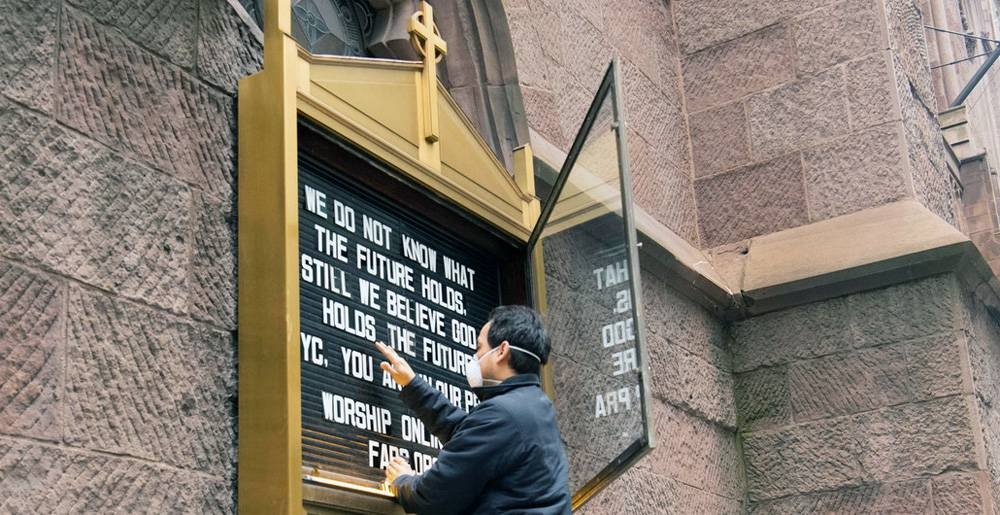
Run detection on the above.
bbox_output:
[465,344,542,388]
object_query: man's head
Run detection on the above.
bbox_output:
[474,305,550,381]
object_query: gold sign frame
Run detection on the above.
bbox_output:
[236,2,539,513]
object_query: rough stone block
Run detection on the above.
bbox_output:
[632,146,700,245]
[190,192,236,330]
[65,287,236,477]
[682,25,795,113]
[198,0,263,93]
[744,395,979,500]
[732,296,852,372]
[638,401,745,498]
[787,334,965,422]
[0,436,233,512]
[577,467,743,515]
[560,8,607,91]
[792,0,882,77]
[802,124,908,221]
[750,479,931,513]
[849,274,958,348]
[855,396,979,482]
[505,6,568,94]
[57,9,235,197]
[674,0,831,55]
[622,61,683,149]
[746,67,851,159]
[735,366,791,431]
[0,262,62,441]
[966,305,1000,405]
[627,126,697,242]
[642,269,730,370]
[982,402,1000,511]
[846,51,899,130]
[504,6,543,84]
[606,0,676,92]
[883,0,934,104]
[529,1,566,68]
[689,101,750,177]
[559,0,601,35]
[521,85,567,148]
[0,102,193,314]
[0,0,58,112]
[931,472,989,513]
[556,81,597,149]
[648,332,736,428]
[68,0,198,68]
[744,414,866,500]
[694,154,808,247]
[788,343,910,421]
[626,127,655,196]
[894,50,958,226]
[904,333,966,400]
[984,406,1000,511]
[614,0,682,93]
[965,304,1000,510]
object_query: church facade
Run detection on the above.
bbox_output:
[1,0,999,513]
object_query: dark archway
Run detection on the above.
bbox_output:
[433,0,530,172]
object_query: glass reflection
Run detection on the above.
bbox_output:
[539,89,644,495]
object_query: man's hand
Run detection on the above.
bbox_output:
[375,341,416,387]
[385,456,414,485]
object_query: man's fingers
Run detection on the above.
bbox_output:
[376,342,414,387]
[374,341,399,362]
[388,457,406,473]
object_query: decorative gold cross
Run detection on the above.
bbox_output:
[408,1,448,144]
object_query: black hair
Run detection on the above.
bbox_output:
[486,305,550,375]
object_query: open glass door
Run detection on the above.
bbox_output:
[528,58,654,510]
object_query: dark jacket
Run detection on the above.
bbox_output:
[393,374,571,515]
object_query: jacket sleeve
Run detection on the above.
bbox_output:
[393,402,516,515]
[399,376,468,444]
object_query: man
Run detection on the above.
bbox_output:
[375,305,571,514]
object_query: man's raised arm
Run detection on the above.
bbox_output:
[375,341,467,443]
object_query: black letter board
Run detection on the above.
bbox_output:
[298,152,502,489]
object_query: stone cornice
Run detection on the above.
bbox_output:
[650,200,996,319]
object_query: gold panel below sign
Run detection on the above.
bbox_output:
[237,2,539,514]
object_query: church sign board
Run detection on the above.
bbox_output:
[297,151,502,487]
[237,2,653,512]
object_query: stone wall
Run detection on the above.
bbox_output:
[884,0,960,225]
[0,0,259,510]
[961,279,1000,511]
[577,268,745,514]
[503,0,700,245]
[732,273,994,512]
[675,0,959,248]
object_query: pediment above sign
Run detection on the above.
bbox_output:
[298,51,538,241]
